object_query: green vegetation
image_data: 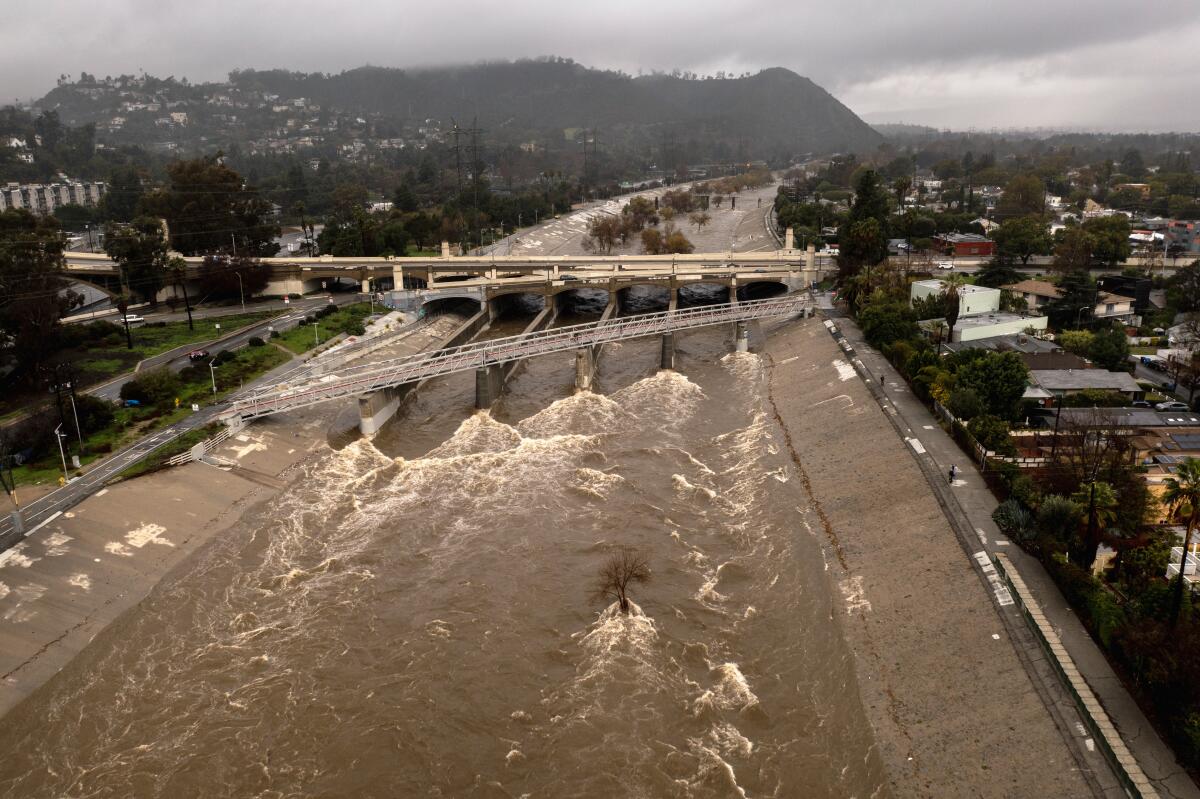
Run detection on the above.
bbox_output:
[275,303,372,354]
[2,344,291,490]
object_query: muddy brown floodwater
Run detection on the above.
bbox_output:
[0,315,896,798]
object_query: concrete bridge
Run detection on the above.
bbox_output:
[223,294,811,433]
[61,246,830,305]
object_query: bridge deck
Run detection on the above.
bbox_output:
[226,295,809,421]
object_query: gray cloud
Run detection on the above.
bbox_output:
[4,0,1199,131]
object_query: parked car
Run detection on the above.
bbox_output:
[1131,400,1152,408]
[1156,400,1190,411]
[187,349,210,361]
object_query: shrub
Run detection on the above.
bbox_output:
[119,367,183,407]
[297,318,309,326]
[948,388,984,420]
[346,322,366,337]
[967,414,1017,455]
[247,336,266,347]
[993,498,1035,542]
[270,330,280,339]
[1037,495,1082,549]
[213,349,235,366]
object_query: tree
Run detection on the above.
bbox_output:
[640,227,664,255]
[1119,148,1146,179]
[1047,270,1099,330]
[393,182,418,213]
[101,166,145,222]
[955,351,1029,420]
[1088,325,1131,371]
[582,214,622,254]
[104,216,169,303]
[998,174,1046,218]
[195,255,269,299]
[993,216,1050,265]
[1058,329,1095,356]
[1071,480,1119,569]
[974,258,1023,289]
[0,209,77,384]
[141,156,280,256]
[837,169,890,281]
[1161,457,1200,624]
[941,273,967,340]
[663,227,694,254]
[689,211,711,231]
[592,545,650,614]
[1083,215,1132,267]
[622,196,657,230]
[167,256,193,330]
[1052,227,1093,274]
[858,301,919,348]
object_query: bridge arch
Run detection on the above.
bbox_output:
[421,295,483,317]
[554,287,611,316]
[736,280,788,302]
[678,281,732,308]
[488,291,546,319]
[616,283,672,314]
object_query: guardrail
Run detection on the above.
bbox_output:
[164,427,234,467]
[228,295,809,421]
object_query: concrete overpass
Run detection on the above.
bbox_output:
[61,246,832,303]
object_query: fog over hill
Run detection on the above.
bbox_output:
[33,59,881,163]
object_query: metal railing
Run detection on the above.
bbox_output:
[226,295,808,421]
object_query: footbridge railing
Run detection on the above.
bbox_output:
[224,295,808,421]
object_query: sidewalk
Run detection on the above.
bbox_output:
[824,300,1199,799]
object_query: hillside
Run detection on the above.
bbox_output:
[29,59,880,165]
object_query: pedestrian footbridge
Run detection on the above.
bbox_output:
[223,294,810,428]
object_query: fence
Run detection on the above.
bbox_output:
[165,427,235,467]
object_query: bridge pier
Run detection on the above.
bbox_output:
[359,386,403,436]
[735,321,750,353]
[661,332,675,370]
[575,348,595,391]
[476,364,501,409]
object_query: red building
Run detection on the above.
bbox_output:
[934,232,996,257]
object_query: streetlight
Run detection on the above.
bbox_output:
[54,425,69,484]
[209,360,218,394]
[235,271,245,312]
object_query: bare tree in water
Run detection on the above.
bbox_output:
[593,546,651,614]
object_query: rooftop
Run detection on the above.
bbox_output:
[936,232,992,243]
[943,333,1061,355]
[1046,408,1200,428]
[1030,369,1143,393]
[954,312,1046,331]
[1003,279,1061,298]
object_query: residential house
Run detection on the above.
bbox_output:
[1029,369,1143,399]
[1167,220,1200,255]
[1002,279,1137,323]
[933,232,995,257]
[910,280,1001,316]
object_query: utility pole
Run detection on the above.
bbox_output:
[469,118,484,252]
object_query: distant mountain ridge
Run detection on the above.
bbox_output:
[28,59,881,164]
[227,61,882,156]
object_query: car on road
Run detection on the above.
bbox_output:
[187,349,211,361]
[1131,400,1152,408]
[560,274,578,281]
[1156,400,1190,411]
[935,261,954,270]
[121,314,145,325]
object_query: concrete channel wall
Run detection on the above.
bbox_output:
[994,552,1160,799]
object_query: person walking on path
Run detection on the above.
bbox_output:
[948,464,958,484]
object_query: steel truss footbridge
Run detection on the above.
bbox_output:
[224,294,809,422]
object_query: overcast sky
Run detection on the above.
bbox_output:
[5,0,1199,132]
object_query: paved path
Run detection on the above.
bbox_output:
[821,295,1200,799]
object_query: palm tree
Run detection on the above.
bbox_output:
[1070,480,1119,570]
[941,273,967,343]
[167,256,193,331]
[1162,458,1200,624]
